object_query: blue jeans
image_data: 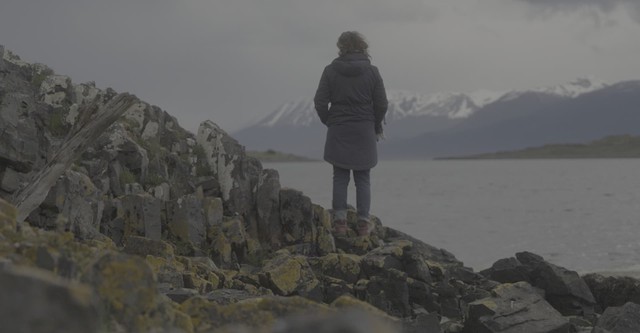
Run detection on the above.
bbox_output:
[332,166,370,221]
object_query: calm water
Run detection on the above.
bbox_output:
[264,159,640,273]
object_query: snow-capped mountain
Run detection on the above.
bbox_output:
[233,77,630,159]
[248,77,606,130]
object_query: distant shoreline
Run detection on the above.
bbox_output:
[436,135,640,160]
[246,150,317,163]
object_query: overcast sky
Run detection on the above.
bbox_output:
[1,0,639,132]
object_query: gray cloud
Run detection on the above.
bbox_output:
[1,0,640,133]
[516,0,640,23]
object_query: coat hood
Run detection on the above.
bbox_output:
[331,53,371,77]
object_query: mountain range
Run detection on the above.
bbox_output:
[233,77,640,159]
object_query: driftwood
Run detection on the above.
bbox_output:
[12,93,140,223]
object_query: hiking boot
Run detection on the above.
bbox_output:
[357,219,373,237]
[333,219,348,237]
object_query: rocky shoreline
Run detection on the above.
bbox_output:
[1,46,640,333]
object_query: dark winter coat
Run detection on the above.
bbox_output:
[314,53,388,170]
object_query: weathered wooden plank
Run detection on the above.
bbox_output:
[12,93,141,223]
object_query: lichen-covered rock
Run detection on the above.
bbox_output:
[167,194,207,247]
[309,253,362,284]
[0,88,40,174]
[26,170,104,239]
[592,302,640,333]
[0,265,101,333]
[361,243,405,278]
[197,120,262,220]
[279,188,315,245]
[83,252,158,328]
[256,168,282,247]
[124,236,175,258]
[120,194,162,241]
[259,252,320,298]
[464,282,570,333]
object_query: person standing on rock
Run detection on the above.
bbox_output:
[314,31,388,237]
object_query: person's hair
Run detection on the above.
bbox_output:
[337,31,369,57]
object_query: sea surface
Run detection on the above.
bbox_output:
[264,159,640,274]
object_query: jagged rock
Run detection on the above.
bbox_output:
[167,194,207,247]
[480,257,529,283]
[336,234,381,255]
[384,227,461,266]
[259,252,321,299]
[0,166,22,194]
[582,273,640,312]
[361,242,405,278]
[464,281,570,333]
[407,277,441,314]
[313,204,337,255]
[197,120,262,219]
[145,255,186,289]
[322,276,355,303]
[256,168,282,247]
[355,268,412,317]
[202,196,223,228]
[0,265,101,333]
[280,188,315,245]
[0,87,40,174]
[100,194,162,245]
[124,236,175,258]
[195,177,221,198]
[204,288,259,305]
[403,311,442,333]
[165,288,200,304]
[120,193,162,241]
[27,170,104,239]
[481,252,596,317]
[592,302,640,333]
[308,253,362,284]
[517,252,595,316]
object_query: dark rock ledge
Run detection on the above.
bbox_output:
[1,46,639,333]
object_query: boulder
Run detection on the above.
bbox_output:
[0,265,100,333]
[280,188,315,245]
[123,236,175,258]
[308,253,362,284]
[592,302,640,333]
[166,194,207,247]
[259,252,321,299]
[196,120,262,218]
[120,193,162,241]
[482,252,596,317]
[256,168,282,247]
[27,170,104,240]
[582,273,640,312]
[516,252,595,316]
[83,252,157,328]
[464,282,570,333]
[355,268,412,318]
[0,90,39,173]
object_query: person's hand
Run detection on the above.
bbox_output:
[376,132,385,142]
